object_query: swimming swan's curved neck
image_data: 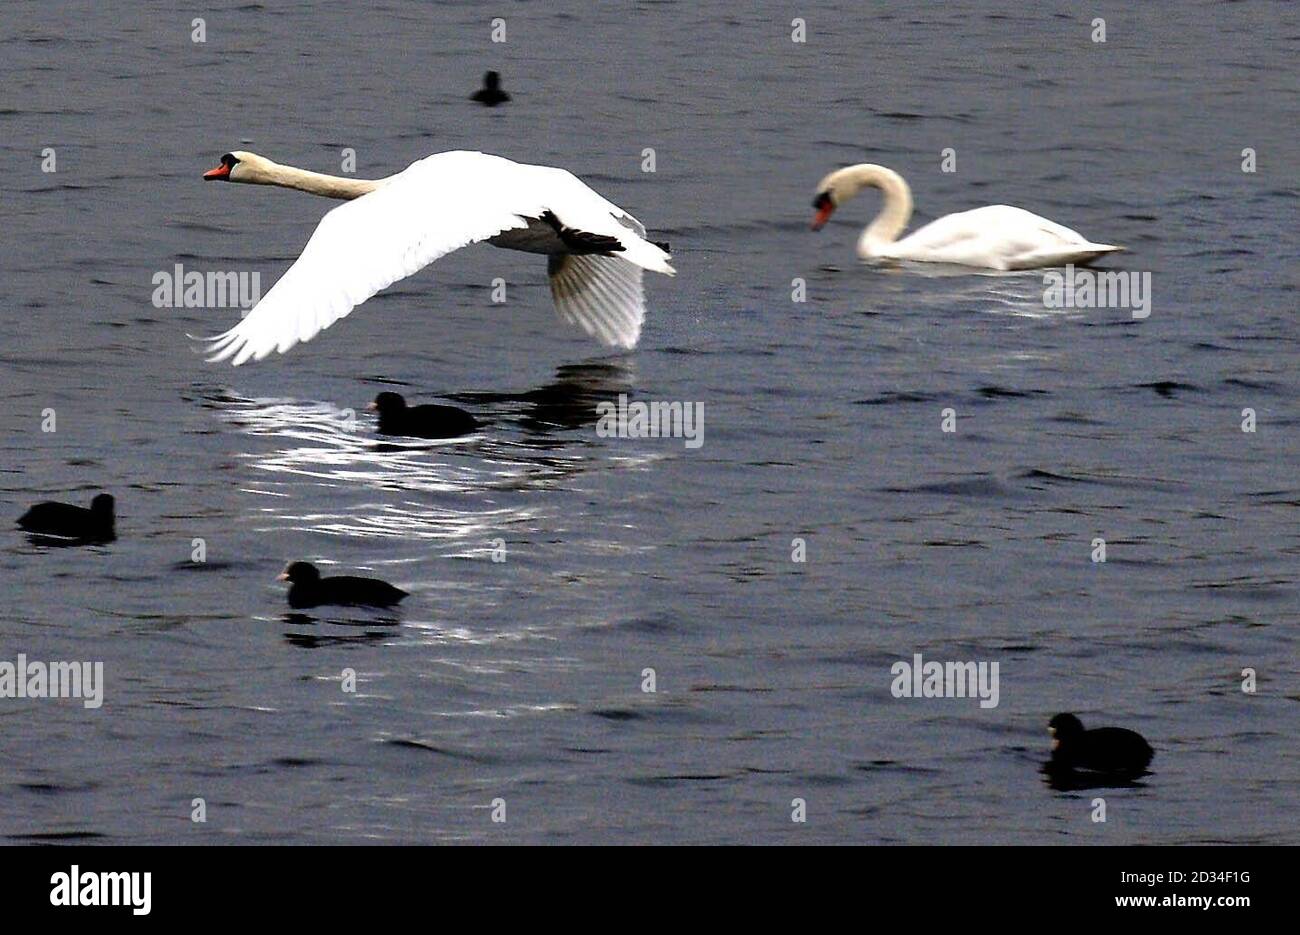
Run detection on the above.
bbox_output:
[838,164,914,256]
[243,159,381,200]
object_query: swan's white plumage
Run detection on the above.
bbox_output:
[877,205,1120,271]
[812,164,1121,271]
[205,151,673,365]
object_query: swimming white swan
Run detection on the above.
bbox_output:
[810,164,1121,271]
[200,150,674,364]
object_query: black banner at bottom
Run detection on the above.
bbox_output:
[0,845,1280,922]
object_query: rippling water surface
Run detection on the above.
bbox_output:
[0,1,1296,844]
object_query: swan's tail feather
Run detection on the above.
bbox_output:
[1010,243,1126,270]
[617,236,675,276]
[1074,244,1126,265]
[548,254,647,349]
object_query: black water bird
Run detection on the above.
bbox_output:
[17,493,115,542]
[1047,712,1153,777]
[471,70,510,106]
[369,392,480,439]
[278,562,408,609]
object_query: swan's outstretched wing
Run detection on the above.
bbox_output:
[548,254,646,349]
[203,151,672,365]
[205,152,545,365]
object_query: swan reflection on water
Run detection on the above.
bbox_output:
[189,359,652,546]
[447,360,637,437]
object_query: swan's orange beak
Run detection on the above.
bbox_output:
[810,193,834,231]
[203,163,231,181]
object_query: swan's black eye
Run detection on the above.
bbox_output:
[812,191,831,210]
[221,153,238,167]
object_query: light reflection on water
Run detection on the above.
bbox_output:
[191,361,665,550]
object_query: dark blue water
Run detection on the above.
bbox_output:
[1,0,1296,844]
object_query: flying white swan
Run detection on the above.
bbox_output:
[810,164,1121,271]
[199,150,674,365]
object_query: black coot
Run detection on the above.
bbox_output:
[369,392,480,439]
[470,70,510,106]
[17,493,115,542]
[278,562,408,609]
[1048,712,1153,776]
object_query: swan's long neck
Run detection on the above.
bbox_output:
[244,160,382,200]
[838,165,913,257]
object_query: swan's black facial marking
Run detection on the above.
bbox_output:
[810,191,835,230]
[203,152,241,181]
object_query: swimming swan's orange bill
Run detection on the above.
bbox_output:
[203,163,231,180]
[811,202,834,230]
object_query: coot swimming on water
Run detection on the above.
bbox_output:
[471,71,510,107]
[1048,712,1153,776]
[278,562,408,609]
[369,392,480,439]
[17,493,115,542]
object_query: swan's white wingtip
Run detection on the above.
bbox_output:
[186,329,237,364]
[193,328,248,365]
[208,344,241,366]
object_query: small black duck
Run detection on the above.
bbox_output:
[17,493,115,542]
[470,70,510,107]
[278,561,408,609]
[1048,712,1153,777]
[369,392,480,439]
